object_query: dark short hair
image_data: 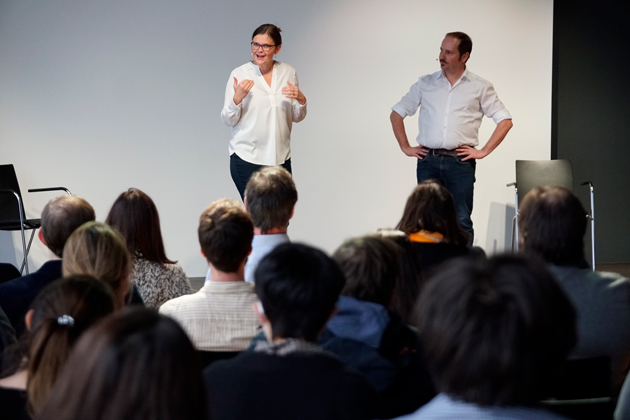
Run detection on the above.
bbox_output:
[415,255,576,406]
[38,308,207,420]
[253,23,282,46]
[255,243,345,342]
[519,186,589,268]
[26,275,116,415]
[245,166,297,233]
[396,180,468,246]
[198,199,253,273]
[41,196,95,258]
[332,235,400,307]
[446,31,473,59]
[105,188,175,266]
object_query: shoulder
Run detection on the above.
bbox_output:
[464,70,494,88]
[230,62,255,77]
[158,290,203,312]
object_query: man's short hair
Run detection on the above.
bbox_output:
[244,166,297,233]
[416,255,576,406]
[254,243,345,342]
[445,31,472,60]
[41,195,96,258]
[332,235,400,307]
[519,186,589,268]
[198,199,254,273]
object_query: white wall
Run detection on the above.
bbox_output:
[0,0,553,277]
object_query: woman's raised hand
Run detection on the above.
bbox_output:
[233,77,254,105]
[282,81,306,105]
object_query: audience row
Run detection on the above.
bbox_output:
[0,167,629,420]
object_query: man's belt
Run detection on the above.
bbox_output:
[429,148,457,157]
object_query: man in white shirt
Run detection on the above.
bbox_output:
[160,199,259,351]
[390,32,513,242]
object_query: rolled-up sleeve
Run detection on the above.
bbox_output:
[291,72,307,122]
[480,83,512,124]
[392,79,423,118]
[220,73,242,127]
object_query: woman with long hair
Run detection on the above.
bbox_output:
[39,307,207,420]
[396,180,474,277]
[0,276,116,419]
[105,188,193,308]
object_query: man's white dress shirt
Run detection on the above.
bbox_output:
[392,69,511,150]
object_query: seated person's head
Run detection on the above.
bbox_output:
[519,186,588,268]
[62,222,131,308]
[198,199,254,273]
[40,195,95,258]
[396,180,468,246]
[25,275,116,415]
[254,243,345,342]
[105,188,175,266]
[38,308,206,420]
[416,255,576,406]
[332,235,400,308]
[244,166,297,232]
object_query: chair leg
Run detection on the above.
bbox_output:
[20,229,36,275]
[511,216,517,252]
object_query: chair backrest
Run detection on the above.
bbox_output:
[0,164,25,223]
[197,350,240,370]
[515,160,573,203]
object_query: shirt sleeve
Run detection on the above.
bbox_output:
[220,71,242,127]
[480,82,512,124]
[291,71,307,123]
[391,78,423,118]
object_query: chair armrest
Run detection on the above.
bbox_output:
[28,187,72,195]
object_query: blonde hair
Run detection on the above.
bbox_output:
[62,222,131,308]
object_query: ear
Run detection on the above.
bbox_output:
[25,309,34,331]
[253,302,269,325]
[289,205,295,220]
[274,45,282,55]
[38,229,46,246]
[200,248,206,258]
[461,52,470,63]
[243,196,248,212]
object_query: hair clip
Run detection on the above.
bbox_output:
[57,315,75,326]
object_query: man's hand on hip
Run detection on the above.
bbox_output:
[402,145,429,159]
[456,145,488,161]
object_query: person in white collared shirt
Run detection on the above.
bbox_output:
[221,23,307,199]
[390,32,513,242]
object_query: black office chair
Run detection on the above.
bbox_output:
[541,356,613,420]
[506,160,595,269]
[197,350,240,370]
[0,164,71,275]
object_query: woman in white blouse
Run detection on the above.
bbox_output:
[221,23,307,198]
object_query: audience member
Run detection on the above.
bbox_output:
[204,243,376,420]
[1,304,17,372]
[105,188,193,308]
[330,235,435,418]
[62,221,139,308]
[38,307,207,420]
[396,180,472,277]
[374,229,423,324]
[0,196,95,337]
[204,166,297,284]
[0,275,116,420]
[519,185,630,387]
[160,199,259,351]
[396,255,576,419]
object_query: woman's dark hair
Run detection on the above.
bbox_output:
[25,275,116,416]
[37,308,207,420]
[374,229,423,322]
[105,188,175,267]
[255,243,345,342]
[518,186,589,268]
[396,180,468,246]
[252,23,282,46]
[415,255,576,406]
[332,235,401,307]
